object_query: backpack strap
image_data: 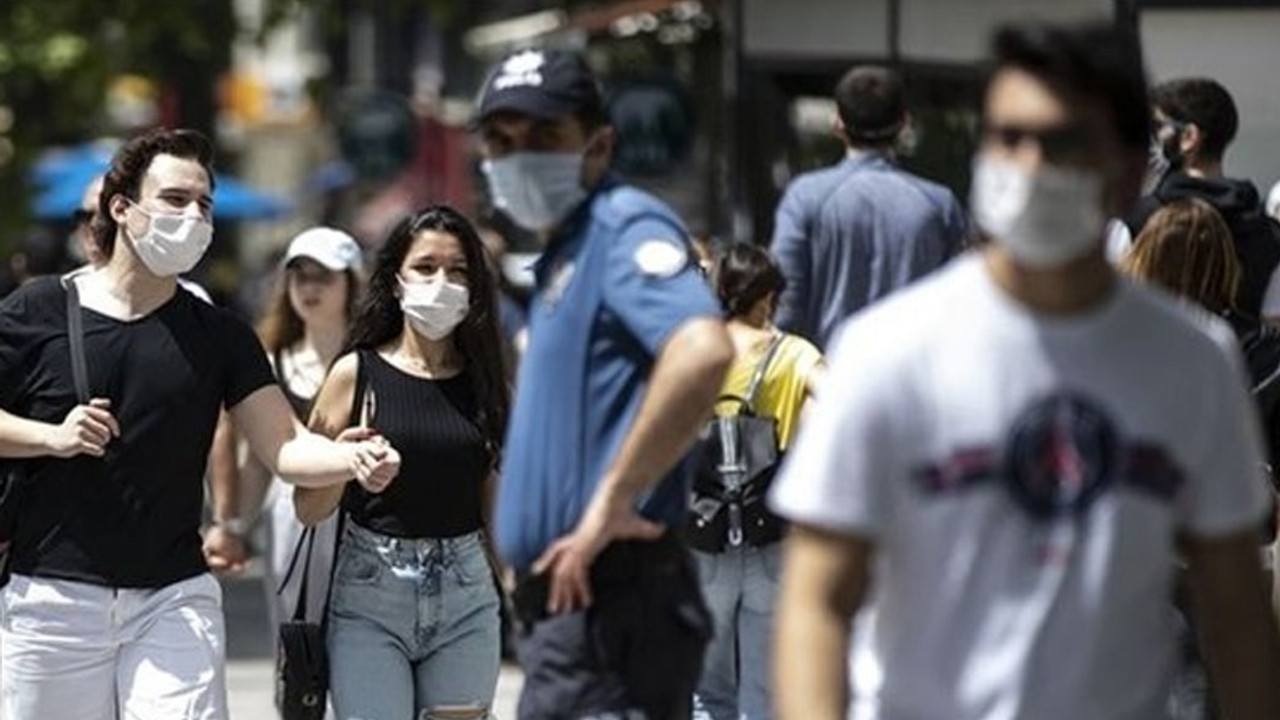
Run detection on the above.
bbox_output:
[59,270,91,404]
[741,333,786,414]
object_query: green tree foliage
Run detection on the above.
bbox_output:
[0,0,273,255]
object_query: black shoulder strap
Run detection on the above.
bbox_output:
[60,271,91,404]
[742,334,786,412]
[280,509,348,625]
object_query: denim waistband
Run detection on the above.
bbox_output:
[344,521,484,578]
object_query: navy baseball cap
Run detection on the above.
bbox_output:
[475,48,605,123]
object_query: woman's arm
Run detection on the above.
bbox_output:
[233,352,398,495]
[294,353,360,526]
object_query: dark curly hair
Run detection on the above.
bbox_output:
[1152,78,1239,162]
[989,20,1150,152]
[93,128,216,257]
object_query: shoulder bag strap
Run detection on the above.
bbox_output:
[60,272,91,404]
[319,512,346,632]
[282,527,316,622]
[741,333,786,414]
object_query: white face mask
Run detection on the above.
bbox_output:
[971,157,1106,269]
[482,152,587,232]
[399,277,469,340]
[125,203,213,277]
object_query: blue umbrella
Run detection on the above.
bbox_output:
[31,144,293,220]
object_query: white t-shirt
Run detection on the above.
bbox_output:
[771,252,1270,720]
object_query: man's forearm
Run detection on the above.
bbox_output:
[1188,530,1280,720]
[207,412,240,522]
[272,432,356,489]
[775,528,871,720]
[595,318,731,503]
[0,410,57,459]
[775,596,853,720]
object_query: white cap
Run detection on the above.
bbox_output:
[283,227,363,272]
[1267,180,1280,221]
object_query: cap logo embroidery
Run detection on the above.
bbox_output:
[493,50,546,91]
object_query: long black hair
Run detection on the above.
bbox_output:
[346,205,510,455]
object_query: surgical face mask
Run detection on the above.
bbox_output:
[482,152,587,232]
[970,157,1106,269]
[399,276,469,340]
[1142,137,1171,195]
[125,202,213,276]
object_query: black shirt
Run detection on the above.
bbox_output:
[343,350,489,538]
[1127,172,1280,318]
[0,277,274,587]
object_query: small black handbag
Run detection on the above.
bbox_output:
[687,334,788,553]
[276,517,342,720]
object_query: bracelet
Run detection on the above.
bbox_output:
[213,518,248,536]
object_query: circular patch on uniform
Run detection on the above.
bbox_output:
[633,239,689,278]
[1002,393,1118,521]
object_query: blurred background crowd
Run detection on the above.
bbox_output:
[3,0,1279,321]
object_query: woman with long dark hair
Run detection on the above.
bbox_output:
[295,205,509,719]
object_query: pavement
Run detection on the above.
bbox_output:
[222,564,523,719]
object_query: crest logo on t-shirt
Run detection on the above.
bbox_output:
[493,50,545,91]
[1003,393,1118,521]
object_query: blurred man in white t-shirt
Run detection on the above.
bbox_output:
[771,19,1280,720]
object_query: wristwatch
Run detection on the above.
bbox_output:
[214,517,248,536]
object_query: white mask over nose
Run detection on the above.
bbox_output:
[482,151,587,232]
[125,202,213,276]
[399,276,469,340]
[970,156,1106,269]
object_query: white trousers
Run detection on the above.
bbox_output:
[0,572,227,720]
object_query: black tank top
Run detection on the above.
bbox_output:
[273,348,314,421]
[342,349,489,538]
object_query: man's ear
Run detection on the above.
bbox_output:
[1181,122,1203,158]
[586,126,615,163]
[581,126,616,185]
[832,116,849,144]
[108,194,130,224]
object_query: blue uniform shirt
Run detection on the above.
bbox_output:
[496,177,721,570]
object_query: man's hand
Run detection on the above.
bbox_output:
[202,524,248,575]
[341,427,400,493]
[47,398,119,458]
[532,487,665,614]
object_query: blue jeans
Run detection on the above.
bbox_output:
[692,543,783,720]
[328,522,501,720]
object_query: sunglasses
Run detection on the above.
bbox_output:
[982,122,1092,164]
[71,209,95,226]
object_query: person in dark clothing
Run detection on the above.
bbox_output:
[1123,197,1280,491]
[1122,196,1280,720]
[1125,77,1280,321]
[0,128,401,720]
[294,206,511,720]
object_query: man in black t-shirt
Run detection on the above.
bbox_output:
[0,128,401,720]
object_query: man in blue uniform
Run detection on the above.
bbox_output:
[476,49,734,719]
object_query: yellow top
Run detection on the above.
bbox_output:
[714,333,823,449]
